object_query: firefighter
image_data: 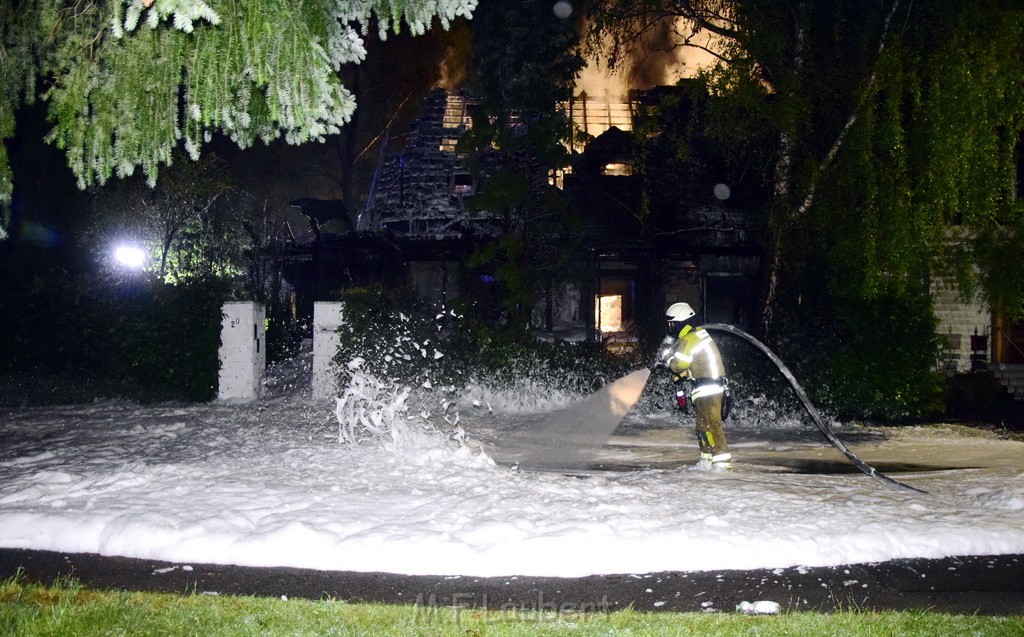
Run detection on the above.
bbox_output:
[655,302,733,470]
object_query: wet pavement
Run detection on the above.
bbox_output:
[1,548,1022,615]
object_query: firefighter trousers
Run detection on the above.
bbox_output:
[694,393,730,459]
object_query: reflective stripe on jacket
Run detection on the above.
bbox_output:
[666,325,726,397]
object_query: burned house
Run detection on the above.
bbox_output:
[560,86,761,342]
[359,90,504,307]
[275,197,402,323]
[376,87,760,340]
[276,86,762,344]
[270,85,1024,407]
[274,90,493,313]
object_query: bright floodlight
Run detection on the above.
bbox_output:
[114,245,146,269]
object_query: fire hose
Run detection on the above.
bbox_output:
[703,323,925,494]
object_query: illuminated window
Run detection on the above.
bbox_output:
[595,295,623,333]
[548,166,571,190]
[452,173,474,195]
[440,94,476,152]
[601,162,633,177]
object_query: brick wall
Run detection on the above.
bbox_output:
[661,260,702,317]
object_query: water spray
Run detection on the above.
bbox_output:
[703,323,925,493]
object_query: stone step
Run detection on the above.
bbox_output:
[993,376,1024,388]
[992,365,1024,376]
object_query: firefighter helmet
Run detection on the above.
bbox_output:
[666,302,696,336]
[665,302,695,322]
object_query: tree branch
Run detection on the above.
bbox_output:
[795,0,903,218]
[675,0,740,41]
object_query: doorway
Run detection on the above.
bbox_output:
[702,272,753,329]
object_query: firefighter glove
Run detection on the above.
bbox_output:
[654,336,675,369]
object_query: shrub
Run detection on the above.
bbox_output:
[816,294,947,420]
[0,274,225,403]
[333,287,634,400]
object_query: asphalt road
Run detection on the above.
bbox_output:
[1,549,1022,615]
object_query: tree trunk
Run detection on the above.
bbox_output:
[755,0,901,338]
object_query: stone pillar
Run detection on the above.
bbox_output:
[931,277,990,373]
[313,302,344,401]
[218,302,266,402]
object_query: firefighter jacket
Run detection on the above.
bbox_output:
[665,325,727,400]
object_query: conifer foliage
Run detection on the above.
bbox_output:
[0,0,477,238]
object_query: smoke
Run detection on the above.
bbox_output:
[576,16,719,100]
[434,44,468,90]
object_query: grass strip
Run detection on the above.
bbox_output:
[1,576,1022,636]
